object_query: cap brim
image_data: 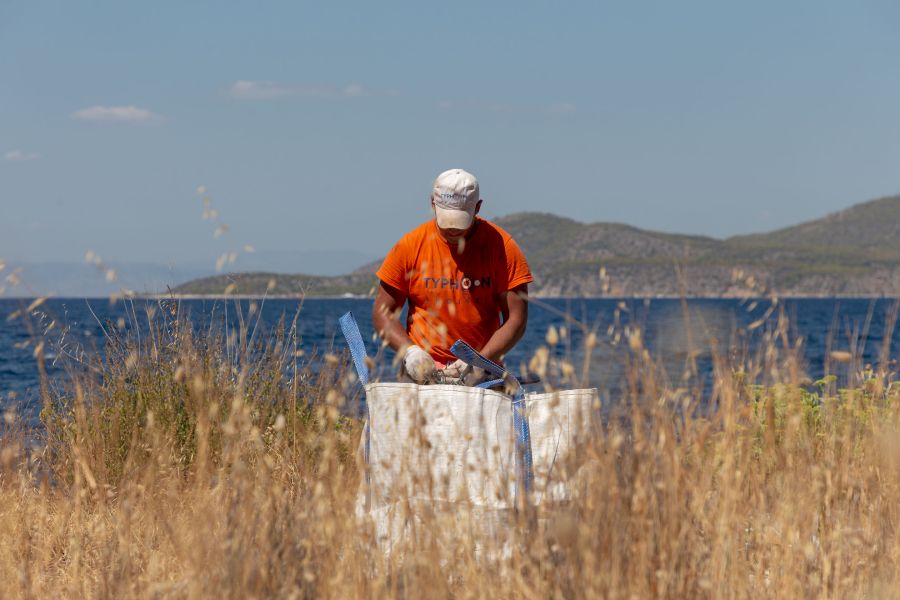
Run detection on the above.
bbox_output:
[434,205,475,230]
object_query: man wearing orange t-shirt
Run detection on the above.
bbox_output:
[372,168,534,383]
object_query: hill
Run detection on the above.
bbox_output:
[173,195,900,297]
[729,194,900,253]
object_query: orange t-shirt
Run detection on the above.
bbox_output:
[376,218,533,364]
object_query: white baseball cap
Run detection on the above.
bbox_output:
[432,168,480,230]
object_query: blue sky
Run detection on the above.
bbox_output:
[2,0,900,275]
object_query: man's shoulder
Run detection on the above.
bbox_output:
[377,221,434,283]
[386,220,434,251]
[476,218,520,246]
[397,220,434,242]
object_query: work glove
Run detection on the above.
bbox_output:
[443,358,487,386]
[442,358,470,379]
[403,344,437,383]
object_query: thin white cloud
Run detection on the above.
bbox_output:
[438,99,576,115]
[228,80,388,100]
[342,83,366,97]
[72,105,162,123]
[549,102,577,114]
[3,150,40,161]
[229,80,295,99]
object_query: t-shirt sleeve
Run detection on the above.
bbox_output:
[504,237,534,291]
[375,241,410,294]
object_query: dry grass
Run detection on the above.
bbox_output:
[0,297,899,599]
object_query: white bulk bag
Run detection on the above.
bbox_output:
[358,382,599,548]
[363,383,517,510]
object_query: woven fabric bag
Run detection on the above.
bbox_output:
[358,382,599,550]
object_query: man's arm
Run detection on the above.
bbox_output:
[372,281,413,352]
[478,284,528,363]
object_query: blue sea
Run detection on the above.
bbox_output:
[1,297,898,425]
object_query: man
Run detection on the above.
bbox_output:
[372,168,533,383]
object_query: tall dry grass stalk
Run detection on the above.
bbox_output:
[0,297,899,598]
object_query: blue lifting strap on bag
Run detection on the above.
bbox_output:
[338,311,371,507]
[339,311,369,386]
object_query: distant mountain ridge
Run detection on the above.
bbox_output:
[3,262,212,298]
[174,194,900,297]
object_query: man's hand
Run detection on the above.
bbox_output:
[443,359,489,385]
[442,358,470,379]
[404,345,436,383]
